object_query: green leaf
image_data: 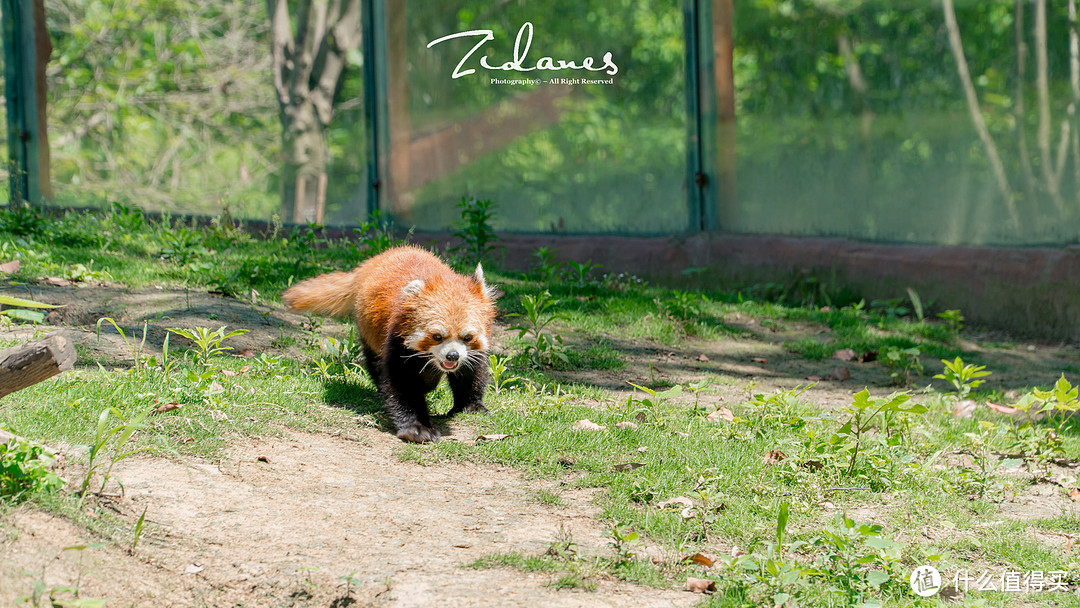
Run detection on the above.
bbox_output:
[2,309,45,323]
[777,501,789,544]
[0,295,60,309]
[865,570,890,587]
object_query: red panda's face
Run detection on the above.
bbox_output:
[401,269,496,373]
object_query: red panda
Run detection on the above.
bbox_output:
[282,246,497,443]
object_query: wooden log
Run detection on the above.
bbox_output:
[0,334,76,399]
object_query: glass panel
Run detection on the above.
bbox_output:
[380,0,689,233]
[731,0,1079,246]
[44,0,369,224]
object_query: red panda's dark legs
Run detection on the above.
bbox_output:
[381,332,441,443]
[446,359,489,416]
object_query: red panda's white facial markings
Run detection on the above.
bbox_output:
[399,275,496,372]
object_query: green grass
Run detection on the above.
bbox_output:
[1,207,1079,605]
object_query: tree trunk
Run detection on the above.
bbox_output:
[942,0,1018,225]
[1015,0,1037,199]
[267,0,362,224]
[280,101,329,224]
[1034,0,1067,211]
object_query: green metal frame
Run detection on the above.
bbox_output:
[2,0,47,204]
[1,0,722,231]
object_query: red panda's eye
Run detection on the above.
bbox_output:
[432,334,443,342]
[461,334,473,343]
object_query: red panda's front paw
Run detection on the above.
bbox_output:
[463,402,488,414]
[396,424,441,443]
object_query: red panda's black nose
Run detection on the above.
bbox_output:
[446,351,460,362]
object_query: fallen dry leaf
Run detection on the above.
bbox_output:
[987,402,1019,415]
[801,460,824,472]
[572,419,606,432]
[806,376,823,381]
[683,553,715,568]
[476,434,510,442]
[829,365,851,381]
[615,421,639,430]
[706,407,735,423]
[860,350,878,363]
[42,277,72,287]
[207,381,225,394]
[613,462,646,472]
[185,564,204,575]
[750,357,768,364]
[557,456,577,467]
[153,402,183,414]
[697,354,710,362]
[832,348,856,361]
[221,369,240,377]
[685,577,716,593]
[953,400,977,418]
[1070,488,1080,503]
[658,496,694,510]
[0,260,21,274]
[235,349,256,358]
[637,446,649,453]
[764,449,787,465]
[674,431,690,438]
[256,455,270,463]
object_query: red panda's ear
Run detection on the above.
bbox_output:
[473,263,499,301]
[403,279,425,296]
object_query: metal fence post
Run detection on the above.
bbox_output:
[2,0,51,205]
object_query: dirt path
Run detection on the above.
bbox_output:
[1,429,696,607]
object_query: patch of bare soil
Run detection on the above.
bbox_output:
[0,283,346,364]
[0,429,696,608]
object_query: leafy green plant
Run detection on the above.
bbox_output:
[745,385,812,429]
[626,382,683,426]
[937,309,964,333]
[488,354,522,395]
[565,259,601,285]
[450,197,498,264]
[166,326,249,367]
[933,357,990,398]
[835,389,927,477]
[0,294,61,324]
[531,247,560,281]
[807,514,906,604]
[96,318,154,371]
[1000,375,1080,471]
[905,287,925,321]
[607,526,640,566]
[879,346,923,386]
[0,429,65,503]
[159,226,207,266]
[131,506,148,551]
[315,333,365,379]
[79,408,150,504]
[957,422,1020,499]
[64,262,111,283]
[721,502,814,606]
[508,291,568,367]
[353,210,410,258]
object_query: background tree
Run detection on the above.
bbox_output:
[267,0,362,224]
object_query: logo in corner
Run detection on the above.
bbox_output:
[910,565,942,597]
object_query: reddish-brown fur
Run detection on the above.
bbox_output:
[281,246,497,442]
[282,246,496,354]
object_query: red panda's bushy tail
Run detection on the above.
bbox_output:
[281,270,358,319]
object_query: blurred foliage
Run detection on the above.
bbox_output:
[23,0,1080,243]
